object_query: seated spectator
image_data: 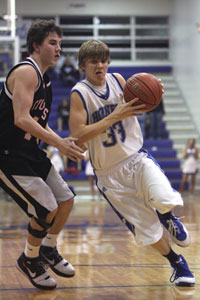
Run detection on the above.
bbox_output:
[53,53,66,78]
[60,55,77,87]
[145,98,165,139]
[137,114,146,139]
[0,56,8,77]
[57,98,70,131]
[70,53,83,80]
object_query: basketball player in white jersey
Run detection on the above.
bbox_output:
[69,39,195,287]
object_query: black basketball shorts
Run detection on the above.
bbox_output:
[0,150,74,219]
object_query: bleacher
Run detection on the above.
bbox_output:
[107,65,172,80]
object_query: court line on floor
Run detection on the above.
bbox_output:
[0,283,198,292]
[0,222,131,230]
[1,263,200,268]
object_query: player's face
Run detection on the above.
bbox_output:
[37,32,62,68]
[84,58,109,86]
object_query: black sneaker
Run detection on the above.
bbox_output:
[40,245,75,277]
[17,253,57,290]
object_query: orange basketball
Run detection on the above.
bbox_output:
[123,72,163,112]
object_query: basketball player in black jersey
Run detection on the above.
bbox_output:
[0,19,84,290]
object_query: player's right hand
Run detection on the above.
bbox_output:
[114,94,146,120]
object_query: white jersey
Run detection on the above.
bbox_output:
[72,73,184,247]
[72,73,143,171]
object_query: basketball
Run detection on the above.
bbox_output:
[123,72,163,112]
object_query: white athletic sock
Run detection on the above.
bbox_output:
[42,233,58,248]
[24,241,40,258]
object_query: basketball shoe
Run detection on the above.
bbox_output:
[17,252,57,290]
[170,255,195,287]
[39,245,75,277]
[157,211,191,247]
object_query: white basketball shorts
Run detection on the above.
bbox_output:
[96,151,183,246]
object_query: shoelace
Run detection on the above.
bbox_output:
[48,247,63,263]
[50,248,69,266]
[41,261,49,271]
[35,261,51,279]
[170,268,177,283]
[170,259,184,283]
[34,258,49,272]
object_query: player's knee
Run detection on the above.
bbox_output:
[28,216,55,239]
[149,189,179,213]
[46,207,58,224]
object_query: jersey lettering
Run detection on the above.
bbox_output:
[41,108,49,120]
[32,99,45,110]
[103,121,126,147]
[92,104,117,123]
[92,105,125,147]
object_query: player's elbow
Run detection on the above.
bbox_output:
[14,115,26,130]
[14,116,21,127]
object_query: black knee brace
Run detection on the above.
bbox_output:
[28,217,55,239]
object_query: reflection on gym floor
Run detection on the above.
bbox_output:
[0,182,199,300]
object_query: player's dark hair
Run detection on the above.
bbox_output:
[26,19,63,54]
[78,39,110,70]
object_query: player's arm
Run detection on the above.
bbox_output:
[11,65,63,147]
[10,66,84,160]
[45,124,84,161]
[113,72,126,88]
[69,89,144,147]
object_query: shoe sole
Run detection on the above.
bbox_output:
[16,261,57,290]
[51,265,75,278]
[172,230,191,247]
[176,282,195,287]
[175,276,195,287]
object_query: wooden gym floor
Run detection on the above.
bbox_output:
[0,180,199,300]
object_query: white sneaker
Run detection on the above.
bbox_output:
[40,245,75,277]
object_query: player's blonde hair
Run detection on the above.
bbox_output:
[78,39,110,70]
